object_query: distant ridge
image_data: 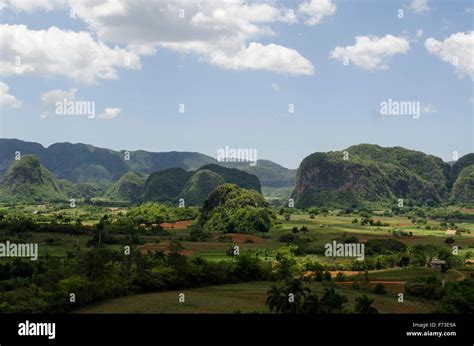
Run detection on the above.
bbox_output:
[0,139,294,189]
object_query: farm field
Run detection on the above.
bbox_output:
[5,207,474,263]
[25,213,474,262]
[75,280,435,314]
[2,202,473,315]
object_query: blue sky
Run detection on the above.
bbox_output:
[0,0,473,168]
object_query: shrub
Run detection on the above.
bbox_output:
[373,283,386,295]
[278,233,298,243]
[444,237,455,244]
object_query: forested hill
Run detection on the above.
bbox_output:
[292,144,473,208]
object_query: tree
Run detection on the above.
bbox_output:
[281,278,311,313]
[234,254,262,281]
[308,207,318,219]
[319,287,348,313]
[266,285,284,313]
[304,293,321,313]
[274,249,297,280]
[167,241,186,267]
[355,295,378,314]
[266,280,352,314]
[444,237,455,244]
[373,283,386,295]
[266,278,310,314]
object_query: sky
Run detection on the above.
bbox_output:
[0,0,473,169]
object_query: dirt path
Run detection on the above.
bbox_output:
[451,269,466,281]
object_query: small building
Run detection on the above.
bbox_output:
[429,259,446,269]
[446,229,457,236]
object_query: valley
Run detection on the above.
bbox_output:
[0,139,473,315]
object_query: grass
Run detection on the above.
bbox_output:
[13,211,474,262]
[75,280,435,314]
[351,266,463,282]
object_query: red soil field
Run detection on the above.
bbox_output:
[160,220,193,229]
[223,233,267,244]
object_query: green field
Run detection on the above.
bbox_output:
[2,203,473,314]
[75,280,435,314]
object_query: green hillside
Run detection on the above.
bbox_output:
[180,169,225,206]
[199,164,261,192]
[219,159,296,187]
[0,154,67,203]
[451,165,474,205]
[140,164,261,206]
[0,139,215,183]
[197,183,275,233]
[451,153,474,185]
[141,168,192,204]
[106,172,145,202]
[293,144,453,208]
[0,139,292,193]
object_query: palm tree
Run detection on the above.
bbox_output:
[281,279,310,313]
[266,285,283,313]
[320,287,348,313]
[355,294,378,314]
[304,293,321,313]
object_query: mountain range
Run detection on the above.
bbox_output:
[0,139,472,207]
[0,138,294,188]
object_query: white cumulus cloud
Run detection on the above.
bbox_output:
[330,35,410,70]
[0,24,141,84]
[64,0,313,75]
[425,31,474,80]
[298,0,336,26]
[98,107,121,119]
[40,88,77,118]
[0,81,22,108]
[41,88,77,107]
[210,42,315,75]
[0,0,61,12]
[0,1,317,77]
